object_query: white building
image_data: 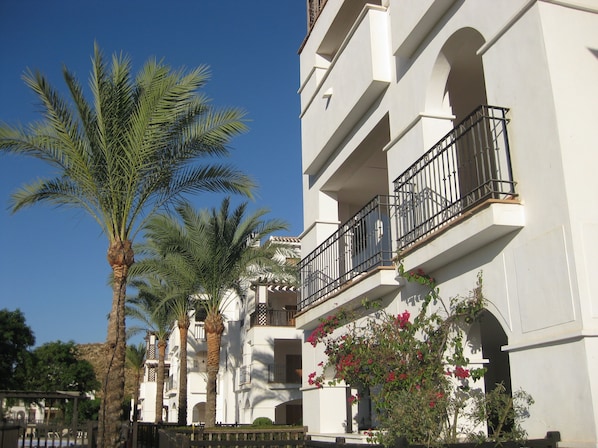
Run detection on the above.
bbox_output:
[237,236,303,425]
[136,236,302,426]
[296,1,598,447]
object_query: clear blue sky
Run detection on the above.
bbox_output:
[0,1,306,347]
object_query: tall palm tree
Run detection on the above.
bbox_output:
[126,278,173,423]
[141,198,288,426]
[0,45,253,448]
[125,343,146,422]
[131,236,200,425]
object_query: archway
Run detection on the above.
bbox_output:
[479,310,512,395]
[426,28,499,208]
[274,399,303,425]
[192,402,206,423]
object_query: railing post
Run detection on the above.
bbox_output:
[130,421,138,448]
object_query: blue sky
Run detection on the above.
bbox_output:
[0,1,306,346]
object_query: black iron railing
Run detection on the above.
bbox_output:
[268,364,302,384]
[393,105,515,252]
[297,106,515,312]
[298,195,397,310]
[250,305,297,327]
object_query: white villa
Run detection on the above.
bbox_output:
[296,1,598,447]
[135,236,302,426]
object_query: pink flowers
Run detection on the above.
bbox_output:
[454,366,470,379]
[395,310,411,329]
[445,366,471,379]
[307,315,341,346]
[307,371,323,388]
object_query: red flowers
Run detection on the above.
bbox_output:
[308,371,323,388]
[454,366,471,379]
[307,314,341,346]
[395,310,411,329]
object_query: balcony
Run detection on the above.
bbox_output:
[267,364,302,384]
[299,195,397,311]
[250,305,297,327]
[307,0,327,29]
[239,365,250,387]
[298,105,521,313]
[394,106,517,253]
[301,5,390,175]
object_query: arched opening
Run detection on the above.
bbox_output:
[479,310,513,434]
[192,402,206,424]
[479,310,512,395]
[442,28,488,123]
[274,399,303,425]
[425,28,504,212]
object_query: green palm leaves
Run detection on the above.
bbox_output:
[0,44,254,242]
[0,45,254,448]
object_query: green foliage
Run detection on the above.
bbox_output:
[26,341,99,393]
[125,343,146,371]
[467,383,534,443]
[308,267,532,446]
[0,309,35,389]
[64,397,101,422]
[252,417,274,427]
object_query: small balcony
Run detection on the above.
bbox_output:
[394,106,517,253]
[250,305,297,327]
[307,0,327,29]
[298,105,521,313]
[267,364,302,384]
[299,195,397,311]
[239,365,250,387]
[301,4,390,175]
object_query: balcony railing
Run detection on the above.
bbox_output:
[307,0,327,29]
[298,106,516,312]
[299,195,397,310]
[393,105,515,252]
[250,305,297,327]
[239,366,250,386]
[268,364,302,384]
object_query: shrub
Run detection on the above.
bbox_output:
[307,267,533,447]
[252,417,273,427]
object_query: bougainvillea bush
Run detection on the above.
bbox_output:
[306,266,532,447]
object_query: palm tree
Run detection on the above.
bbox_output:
[132,226,201,425]
[0,45,253,448]
[141,198,287,426]
[126,278,173,423]
[125,343,146,422]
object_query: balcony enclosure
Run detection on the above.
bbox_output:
[299,105,516,311]
[250,305,297,327]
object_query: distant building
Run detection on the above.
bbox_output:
[136,236,302,425]
[296,0,598,446]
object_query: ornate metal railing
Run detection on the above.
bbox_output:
[393,105,515,252]
[297,106,515,312]
[250,305,297,327]
[298,195,397,310]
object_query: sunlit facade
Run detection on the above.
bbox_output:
[297,1,598,446]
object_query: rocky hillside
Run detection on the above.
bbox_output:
[77,343,137,399]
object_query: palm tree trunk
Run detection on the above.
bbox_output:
[205,313,224,428]
[99,239,134,448]
[178,318,190,425]
[155,340,167,423]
